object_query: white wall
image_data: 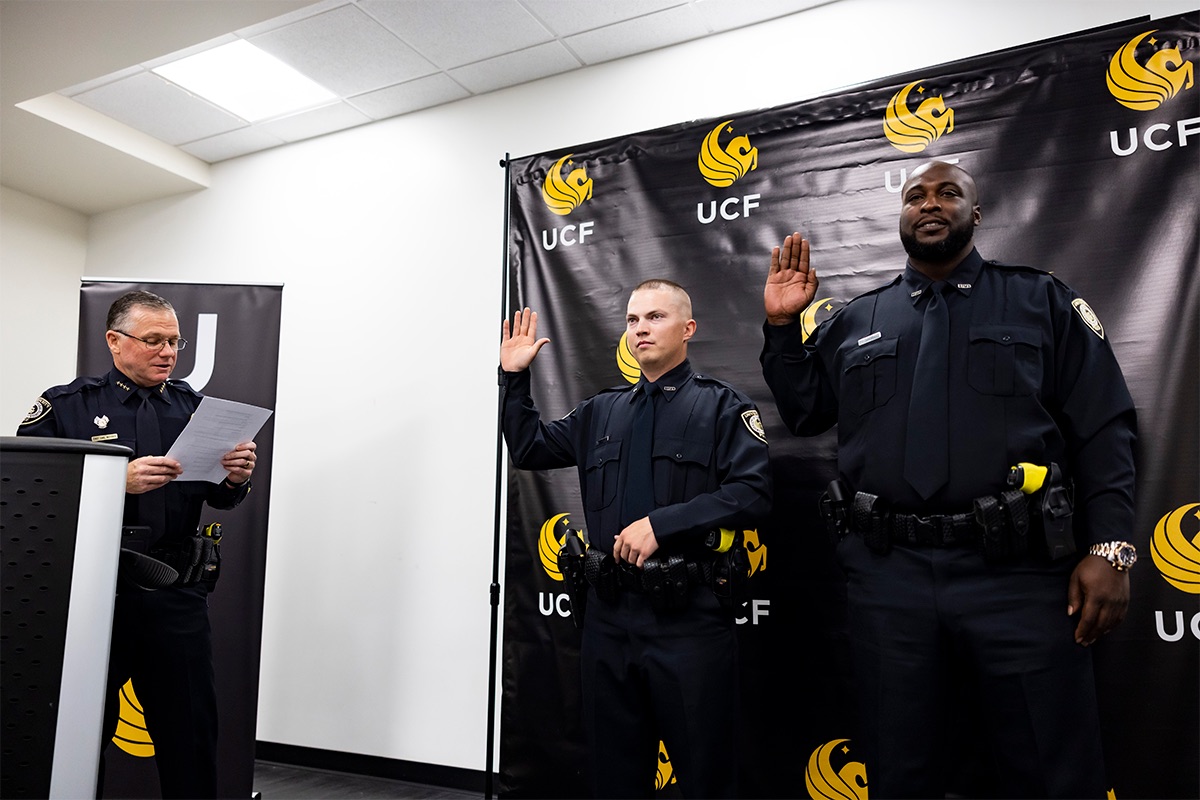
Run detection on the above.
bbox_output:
[3,0,1193,773]
[0,186,88,424]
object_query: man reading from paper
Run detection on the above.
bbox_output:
[18,290,258,799]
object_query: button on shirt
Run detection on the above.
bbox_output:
[760,248,1136,544]
[502,359,772,556]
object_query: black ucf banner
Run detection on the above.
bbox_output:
[501,12,1198,799]
[79,280,282,799]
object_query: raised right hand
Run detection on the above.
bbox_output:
[501,307,551,371]
[764,232,819,325]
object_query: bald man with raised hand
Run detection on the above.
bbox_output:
[501,279,771,798]
[760,161,1137,798]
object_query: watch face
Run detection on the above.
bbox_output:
[1115,544,1137,569]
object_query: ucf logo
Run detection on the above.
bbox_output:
[616,333,640,384]
[697,119,758,187]
[805,739,867,800]
[883,80,955,153]
[655,741,676,791]
[1107,30,1195,111]
[1152,503,1200,594]
[538,513,577,580]
[800,297,844,343]
[541,154,593,216]
[113,679,155,757]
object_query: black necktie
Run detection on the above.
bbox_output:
[136,387,167,539]
[904,282,950,500]
[621,382,658,526]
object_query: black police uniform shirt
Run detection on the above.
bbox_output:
[760,248,1136,546]
[502,358,772,556]
[18,367,250,547]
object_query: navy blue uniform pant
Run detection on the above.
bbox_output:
[101,585,217,799]
[580,583,738,799]
[837,534,1106,799]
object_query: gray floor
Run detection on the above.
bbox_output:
[253,761,483,800]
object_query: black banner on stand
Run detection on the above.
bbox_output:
[500,12,1198,799]
[79,280,282,799]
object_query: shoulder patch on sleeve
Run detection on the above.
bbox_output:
[21,397,52,426]
[1071,298,1105,339]
[741,409,767,444]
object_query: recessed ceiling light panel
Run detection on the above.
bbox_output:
[153,39,337,122]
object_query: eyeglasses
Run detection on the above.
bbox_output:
[112,330,188,351]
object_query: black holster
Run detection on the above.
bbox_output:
[557,529,588,628]
[710,540,749,611]
[818,480,852,543]
[1038,464,1076,560]
[150,522,222,590]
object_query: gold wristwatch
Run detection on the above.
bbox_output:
[1087,541,1137,571]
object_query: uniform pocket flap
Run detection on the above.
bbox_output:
[653,436,712,466]
[969,324,1040,348]
[841,336,898,373]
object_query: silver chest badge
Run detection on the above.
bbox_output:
[94,415,110,429]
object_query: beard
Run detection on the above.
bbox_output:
[900,218,975,264]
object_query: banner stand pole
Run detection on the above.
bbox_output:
[485,153,513,799]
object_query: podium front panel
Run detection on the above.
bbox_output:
[1,437,130,799]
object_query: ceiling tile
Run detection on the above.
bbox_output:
[250,4,436,97]
[448,41,581,95]
[522,0,687,37]
[349,73,470,119]
[4,0,854,212]
[692,0,831,32]
[62,65,146,97]
[73,71,246,146]
[565,4,709,65]
[258,100,373,142]
[234,0,348,39]
[181,127,289,163]
[362,0,553,69]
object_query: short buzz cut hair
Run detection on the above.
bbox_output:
[631,278,693,318]
[106,290,175,332]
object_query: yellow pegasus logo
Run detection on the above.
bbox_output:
[805,739,867,800]
[1151,503,1200,593]
[744,529,767,577]
[538,513,578,579]
[113,679,155,757]
[1107,30,1194,111]
[655,741,677,790]
[884,81,955,153]
[541,154,593,216]
[698,120,759,187]
[616,332,640,384]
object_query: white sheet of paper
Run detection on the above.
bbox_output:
[165,396,273,483]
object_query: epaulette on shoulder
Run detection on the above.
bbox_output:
[693,372,736,390]
[596,383,635,396]
[43,375,105,399]
[984,259,1051,277]
[843,273,904,307]
[166,379,203,397]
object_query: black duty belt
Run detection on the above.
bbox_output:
[828,484,1052,563]
[573,544,746,614]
